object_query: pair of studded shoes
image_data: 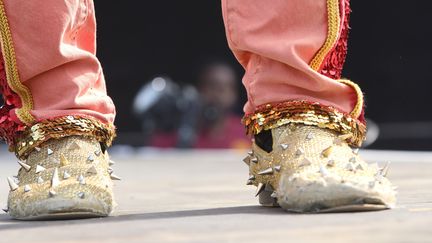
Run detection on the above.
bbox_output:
[3,112,396,219]
[245,124,397,212]
[5,135,120,220]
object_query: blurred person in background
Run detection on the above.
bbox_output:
[194,61,250,149]
[133,61,250,149]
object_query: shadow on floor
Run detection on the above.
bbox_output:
[0,205,289,231]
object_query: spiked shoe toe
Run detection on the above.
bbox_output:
[6,136,118,220]
[244,124,397,213]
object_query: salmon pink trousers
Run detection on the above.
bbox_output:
[0,0,366,155]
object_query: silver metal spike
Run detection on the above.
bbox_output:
[17,161,31,172]
[248,175,256,181]
[94,150,101,156]
[349,157,357,163]
[274,165,281,172]
[23,185,31,193]
[107,167,114,174]
[35,147,41,152]
[68,141,81,150]
[49,190,57,197]
[47,148,54,155]
[87,154,95,162]
[243,156,251,166]
[35,165,46,173]
[280,144,289,150]
[246,180,254,185]
[346,163,356,171]
[110,174,121,180]
[381,162,391,177]
[270,191,278,198]
[258,167,274,175]
[319,165,329,177]
[255,183,265,197]
[78,175,86,185]
[327,160,335,167]
[299,158,312,167]
[352,148,360,155]
[247,151,254,156]
[109,160,115,166]
[295,148,304,157]
[87,165,97,175]
[7,177,19,191]
[63,171,71,179]
[250,157,258,164]
[306,132,314,140]
[37,176,44,184]
[51,168,60,188]
[77,192,85,199]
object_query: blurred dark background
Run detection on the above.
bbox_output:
[94,1,432,150]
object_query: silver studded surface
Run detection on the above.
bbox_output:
[7,136,115,219]
[245,124,397,211]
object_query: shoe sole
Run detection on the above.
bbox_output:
[9,195,112,220]
[15,211,108,220]
[260,190,390,213]
[315,204,388,213]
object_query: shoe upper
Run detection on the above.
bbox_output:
[244,124,397,212]
[7,136,117,219]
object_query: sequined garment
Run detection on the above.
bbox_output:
[320,0,351,79]
[0,51,26,147]
[242,100,366,147]
[14,115,115,160]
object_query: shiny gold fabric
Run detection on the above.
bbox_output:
[14,115,115,160]
[242,101,366,147]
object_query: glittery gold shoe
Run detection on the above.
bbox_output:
[244,124,397,213]
[6,136,119,220]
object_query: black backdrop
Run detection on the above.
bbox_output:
[94,1,432,150]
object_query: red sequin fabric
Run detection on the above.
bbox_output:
[0,51,25,146]
[320,0,351,79]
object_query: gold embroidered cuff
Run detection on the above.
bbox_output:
[242,101,366,147]
[13,115,116,160]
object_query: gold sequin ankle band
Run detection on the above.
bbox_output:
[13,115,116,160]
[242,100,366,147]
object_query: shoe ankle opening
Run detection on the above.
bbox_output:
[254,129,273,153]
